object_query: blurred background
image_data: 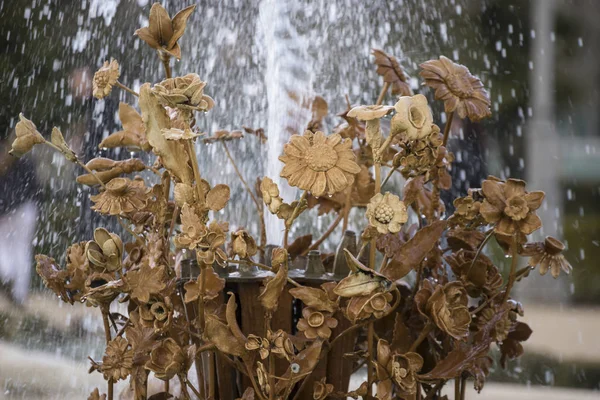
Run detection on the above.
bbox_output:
[0,0,599,398]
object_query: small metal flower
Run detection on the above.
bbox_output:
[297,307,338,340]
[366,192,408,234]
[230,229,258,259]
[145,338,186,381]
[479,177,545,236]
[90,177,151,216]
[93,59,120,99]
[85,228,123,272]
[420,55,491,121]
[152,73,214,112]
[245,334,271,360]
[268,329,295,360]
[376,339,423,398]
[101,337,133,381]
[9,114,46,157]
[445,249,503,297]
[522,236,572,278]
[416,280,471,340]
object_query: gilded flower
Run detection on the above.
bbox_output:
[479,177,545,236]
[391,94,433,140]
[145,338,186,381]
[416,280,471,340]
[477,303,516,343]
[230,229,258,259]
[139,296,173,333]
[93,59,120,99]
[152,73,214,112]
[392,125,443,178]
[346,291,393,323]
[448,192,484,227]
[245,334,271,359]
[376,339,423,398]
[445,249,503,297]
[135,3,196,59]
[85,228,123,272]
[268,329,295,360]
[279,130,361,198]
[65,242,91,302]
[84,272,121,306]
[174,204,207,249]
[522,236,572,278]
[9,114,46,157]
[372,49,412,96]
[196,221,228,267]
[101,337,133,381]
[366,192,408,234]
[313,378,334,400]
[260,177,283,214]
[297,307,338,340]
[91,177,151,216]
[420,56,491,121]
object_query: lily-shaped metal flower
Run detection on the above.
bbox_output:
[9,114,46,157]
[135,2,196,59]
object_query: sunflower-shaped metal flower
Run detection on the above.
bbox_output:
[279,130,361,198]
[101,337,133,382]
[420,56,491,121]
[522,236,572,278]
[366,192,408,234]
[91,177,151,215]
[93,59,120,99]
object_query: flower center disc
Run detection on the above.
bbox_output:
[106,178,129,196]
[307,312,325,327]
[370,294,388,311]
[504,196,529,221]
[375,204,394,224]
[447,73,474,98]
[305,146,337,172]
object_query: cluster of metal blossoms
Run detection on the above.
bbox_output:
[11,3,571,400]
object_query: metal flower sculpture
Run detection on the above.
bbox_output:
[11,3,573,400]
